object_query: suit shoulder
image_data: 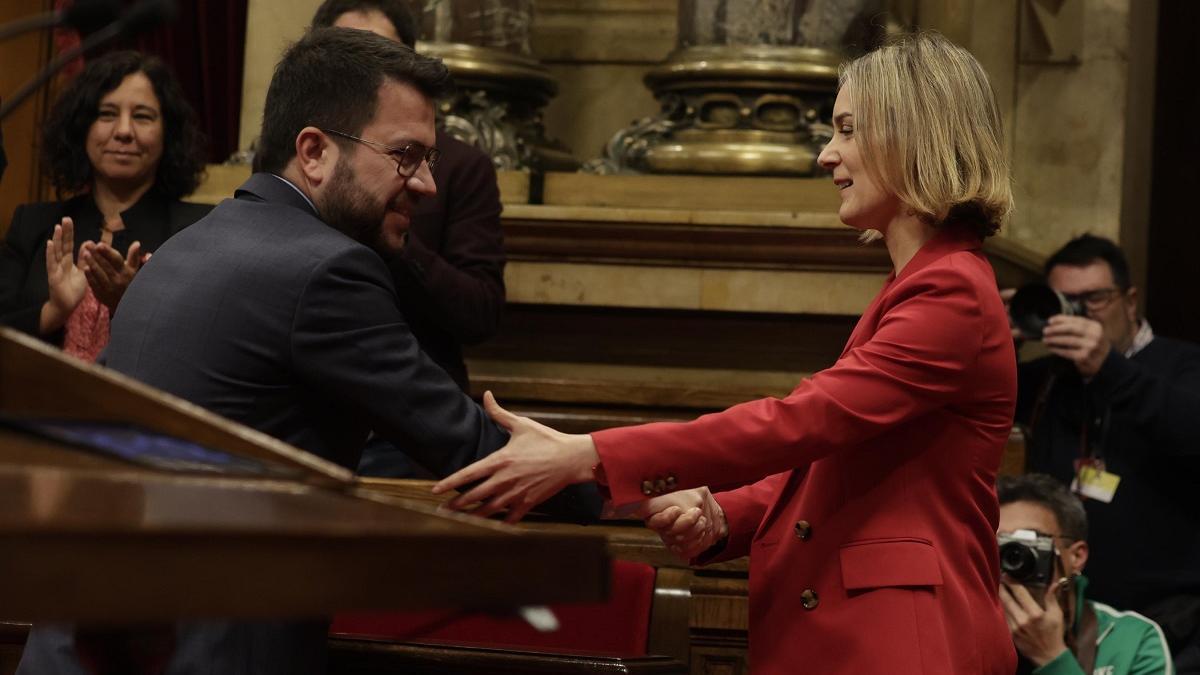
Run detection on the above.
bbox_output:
[171,200,214,225]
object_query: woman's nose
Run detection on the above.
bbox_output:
[113,112,134,140]
[817,141,838,170]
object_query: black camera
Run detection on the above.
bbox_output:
[1008,283,1084,340]
[997,530,1057,586]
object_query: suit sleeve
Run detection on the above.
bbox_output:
[289,246,507,478]
[0,205,48,335]
[391,148,505,345]
[1086,346,1200,459]
[593,264,987,506]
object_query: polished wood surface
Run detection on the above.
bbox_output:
[0,327,353,487]
[0,435,608,623]
[328,638,687,674]
[0,328,610,624]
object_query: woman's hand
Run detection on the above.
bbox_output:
[640,487,728,561]
[80,240,144,312]
[433,391,599,523]
[40,217,88,333]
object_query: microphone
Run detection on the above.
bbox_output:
[0,0,177,121]
[0,0,123,42]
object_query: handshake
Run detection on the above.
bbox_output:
[432,391,727,560]
[618,487,730,561]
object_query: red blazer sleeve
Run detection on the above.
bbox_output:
[592,262,987,506]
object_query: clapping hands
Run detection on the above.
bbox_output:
[79,239,145,312]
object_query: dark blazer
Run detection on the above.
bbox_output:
[594,227,1018,675]
[18,173,505,675]
[1019,336,1200,614]
[0,191,210,344]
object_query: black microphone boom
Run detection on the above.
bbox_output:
[0,0,122,42]
[0,0,177,122]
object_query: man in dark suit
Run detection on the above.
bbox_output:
[311,0,507,478]
[17,27,589,675]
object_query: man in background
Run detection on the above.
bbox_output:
[998,473,1171,675]
[312,0,507,479]
[1013,234,1200,671]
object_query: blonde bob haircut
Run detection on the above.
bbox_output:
[840,32,1013,238]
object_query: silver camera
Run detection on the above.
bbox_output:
[997,529,1057,586]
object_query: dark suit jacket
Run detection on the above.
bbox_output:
[18,173,507,675]
[0,191,210,344]
[594,226,1018,674]
[106,172,508,472]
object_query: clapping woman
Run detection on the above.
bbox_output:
[0,51,209,360]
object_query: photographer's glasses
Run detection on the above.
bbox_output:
[321,128,439,177]
[1063,287,1122,312]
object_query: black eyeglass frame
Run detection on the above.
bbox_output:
[320,128,439,177]
[1062,287,1124,312]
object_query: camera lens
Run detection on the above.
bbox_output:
[1009,283,1075,340]
[999,541,1037,581]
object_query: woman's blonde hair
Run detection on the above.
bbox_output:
[840,32,1013,238]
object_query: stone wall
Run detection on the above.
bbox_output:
[236,0,1146,263]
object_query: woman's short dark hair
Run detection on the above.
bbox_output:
[40,50,206,200]
[997,473,1088,543]
[311,0,418,47]
[254,27,451,175]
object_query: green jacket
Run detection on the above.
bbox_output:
[1035,576,1173,675]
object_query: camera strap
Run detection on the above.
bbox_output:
[1072,601,1100,674]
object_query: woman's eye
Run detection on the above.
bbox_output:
[839,125,854,135]
[97,110,117,120]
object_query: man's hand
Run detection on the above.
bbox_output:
[1042,314,1111,377]
[432,391,599,524]
[79,240,144,312]
[999,580,1069,667]
[639,487,728,562]
[41,217,88,333]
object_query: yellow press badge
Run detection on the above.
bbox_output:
[1071,461,1121,503]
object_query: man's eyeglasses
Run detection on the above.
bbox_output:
[1063,287,1123,312]
[321,128,439,177]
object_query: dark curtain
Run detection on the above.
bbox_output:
[58,0,247,163]
[1146,0,1200,342]
[130,0,248,163]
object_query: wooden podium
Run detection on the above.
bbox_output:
[0,327,610,624]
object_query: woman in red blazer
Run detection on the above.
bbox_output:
[436,32,1017,675]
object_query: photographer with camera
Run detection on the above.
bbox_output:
[998,473,1171,675]
[1005,235,1200,671]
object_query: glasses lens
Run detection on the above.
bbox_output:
[396,143,429,176]
[1083,290,1116,310]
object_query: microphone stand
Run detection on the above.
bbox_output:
[0,20,124,122]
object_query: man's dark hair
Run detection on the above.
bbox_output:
[41,50,206,200]
[1044,234,1132,291]
[254,27,450,174]
[997,473,1088,543]
[310,0,418,47]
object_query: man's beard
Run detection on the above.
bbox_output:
[319,158,388,252]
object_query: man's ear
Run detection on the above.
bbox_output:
[294,126,336,188]
[1124,286,1139,325]
[1064,539,1088,576]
